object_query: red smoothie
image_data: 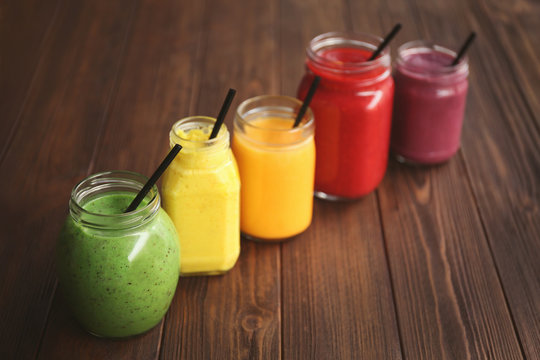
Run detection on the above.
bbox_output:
[391,41,469,164]
[298,32,394,200]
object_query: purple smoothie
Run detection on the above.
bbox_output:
[391,41,469,164]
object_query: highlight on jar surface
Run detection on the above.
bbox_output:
[297,31,395,200]
[391,40,470,164]
[161,116,241,276]
[56,171,180,338]
[232,95,316,242]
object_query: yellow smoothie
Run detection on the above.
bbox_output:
[161,117,240,275]
[232,101,315,240]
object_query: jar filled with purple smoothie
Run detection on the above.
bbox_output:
[391,40,469,164]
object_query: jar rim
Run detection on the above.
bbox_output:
[235,95,314,133]
[69,170,160,230]
[306,31,391,74]
[396,40,469,77]
[169,116,228,148]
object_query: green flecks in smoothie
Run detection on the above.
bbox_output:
[56,192,180,338]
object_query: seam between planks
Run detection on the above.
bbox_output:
[155,0,209,357]
[463,1,536,358]
[475,0,540,137]
[0,0,63,167]
[33,0,142,358]
[458,150,528,360]
[375,190,406,360]
[471,0,540,156]
[85,0,142,178]
[277,0,284,359]
[186,0,209,117]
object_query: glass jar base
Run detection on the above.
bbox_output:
[314,191,364,202]
[84,320,162,339]
[180,269,231,277]
[241,232,299,243]
[393,152,453,166]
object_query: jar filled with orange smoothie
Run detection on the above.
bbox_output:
[161,116,240,275]
[232,95,315,241]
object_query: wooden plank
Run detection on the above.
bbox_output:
[280,0,402,358]
[0,0,61,156]
[0,0,138,358]
[369,0,526,358]
[477,0,540,123]
[378,162,523,359]
[159,0,281,358]
[281,199,403,358]
[36,0,205,358]
[457,0,540,357]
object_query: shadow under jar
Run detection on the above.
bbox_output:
[56,171,180,338]
[298,31,395,200]
[232,95,315,242]
[391,40,469,164]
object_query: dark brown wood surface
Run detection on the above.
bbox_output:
[0,0,538,359]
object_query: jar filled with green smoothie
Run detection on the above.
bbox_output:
[56,171,180,338]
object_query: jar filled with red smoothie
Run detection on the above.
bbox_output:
[391,41,469,164]
[297,32,394,200]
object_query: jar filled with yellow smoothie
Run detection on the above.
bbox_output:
[161,116,240,275]
[232,95,315,241]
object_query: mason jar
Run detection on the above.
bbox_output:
[232,95,315,241]
[56,171,180,338]
[161,116,240,276]
[391,40,469,164]
[297,31,394,200]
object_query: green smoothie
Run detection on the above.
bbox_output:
[57,192,180,338]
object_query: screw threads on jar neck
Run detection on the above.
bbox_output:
[69,171,160,230]
[168,116,231,168]
[169,117,229,152]
[306,32,391,75]
[396,40,469,81]
[234,95,314,149]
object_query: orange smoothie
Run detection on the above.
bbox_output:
[233,96,315,240]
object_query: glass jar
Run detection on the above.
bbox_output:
[161,116,240,275]
[56,171,180,338]
[391,40,469,164]
[232,95,315,241]
[297,31,394,200]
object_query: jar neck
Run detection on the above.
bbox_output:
[69,171,160,230]
[396,40,469,84]
[234,95,314,150]
[306,32,391,85]
[169,116,231,168]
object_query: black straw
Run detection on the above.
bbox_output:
[209,88,237,139]
[294,76,320,128]
[368,23,402,61]
[451,32,476,66]
[125,144,182,213]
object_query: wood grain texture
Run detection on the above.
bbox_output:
[0,0,538,358]
[0,0,138,358]
[459,0,540,358]
[37,0,201,358]
[281,199,403,359]
[361,0,526,358]
[479,0,540,124]
[378,161,523,359]
[0,0,61,157]
[159,0,281,359]
[280,0,402,358]
[403,0,540,357]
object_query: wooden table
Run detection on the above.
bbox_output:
[1,0,538,358]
